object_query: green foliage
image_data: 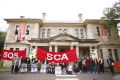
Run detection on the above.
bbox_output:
[0,32,6,54]
[101,0,120,28]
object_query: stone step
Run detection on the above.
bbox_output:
[56,75,79,80]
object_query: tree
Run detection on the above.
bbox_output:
[0,31,6,54]
[100,0,120,37]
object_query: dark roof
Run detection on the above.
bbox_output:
[4,18,43,24]
[84,19,100,24]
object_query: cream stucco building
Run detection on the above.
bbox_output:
[3,15,120,67]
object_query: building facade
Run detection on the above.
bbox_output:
[3,16,120,67]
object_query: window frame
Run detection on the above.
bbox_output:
[59,29,62,34]
[15,25,19,35]
[96,26,100,36]
[63,29,67,33]
[75,29,79,37]
[26,25,30,35]
[42,29,45,38]
[47,29,51,38]
[80,29,84,38]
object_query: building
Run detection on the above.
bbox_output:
[3,14,120,67]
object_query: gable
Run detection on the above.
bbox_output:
[54,36,75,41]
[50,33,78,41]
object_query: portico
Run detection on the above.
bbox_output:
[28,33,99,59]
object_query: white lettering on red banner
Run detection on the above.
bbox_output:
[47,53,68,61]
[3,52,18,59]
[1,49,26,60]
[61,53,68,60]
[37,48,78,63]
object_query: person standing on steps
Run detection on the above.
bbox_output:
[107,55,115,75]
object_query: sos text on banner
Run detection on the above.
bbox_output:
[1,49,26,60]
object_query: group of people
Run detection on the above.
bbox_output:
[11,56,38,73]
[76,57,104,74]
[44,56,104,75]
[11,55,119,75]
[46,62,73,75]
[11,56,22,73]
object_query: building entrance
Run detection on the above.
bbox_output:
[79,47,90,59]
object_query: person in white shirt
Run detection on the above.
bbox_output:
[67,63,73,75]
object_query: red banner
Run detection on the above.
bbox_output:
[1,49,26,60]
[36,48,78,63]
[36,48,48,62]
[100,26,108,36]
[19,21,26,41]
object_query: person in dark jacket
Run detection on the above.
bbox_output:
[98,57,104,73]
[107,56,115,75]
[11,57,15,73]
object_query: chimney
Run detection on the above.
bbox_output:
[20,16,25,19]
[42,13,46,21]
[78,13,82,22]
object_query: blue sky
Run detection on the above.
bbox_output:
[0,0,118,31]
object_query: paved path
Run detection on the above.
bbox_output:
[0,72,120,80]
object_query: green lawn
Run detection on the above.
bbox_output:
[0,66,10,72]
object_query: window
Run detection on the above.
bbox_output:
[96,26,100,36]
[75,29,79,37]
[26,25,30,35]
[108,49,112,58]
[108,29,111,36]
[42,29,45,38]
[47,29,51,38]
[16,48,19,51]
[114,49,119,61]
[15,25,19,35]
[100,49,103,58]
[63,29,67,33]
[80,29,84,38]
[10,48,14,51]
[59,29,62,34]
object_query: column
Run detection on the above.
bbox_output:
[89,46,92,57]
[34,46,37,58]
[55,45,58,52]
[95,47,98,59]
[35,46,37,54]
[112,49,115,60]
[26,45,30,57]
[49,45,52,52]
[76,46,79,59]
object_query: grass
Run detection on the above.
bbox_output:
[0,66,10,72]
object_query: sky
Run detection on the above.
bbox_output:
[0,0,119,31]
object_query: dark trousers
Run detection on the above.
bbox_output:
[94,65,98,74]
[67,71,72,75]
[89,65,94,73]
[99,64,104,73]
[109,65,115,74]
[14,65,19,73]
[11,65,14,73]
